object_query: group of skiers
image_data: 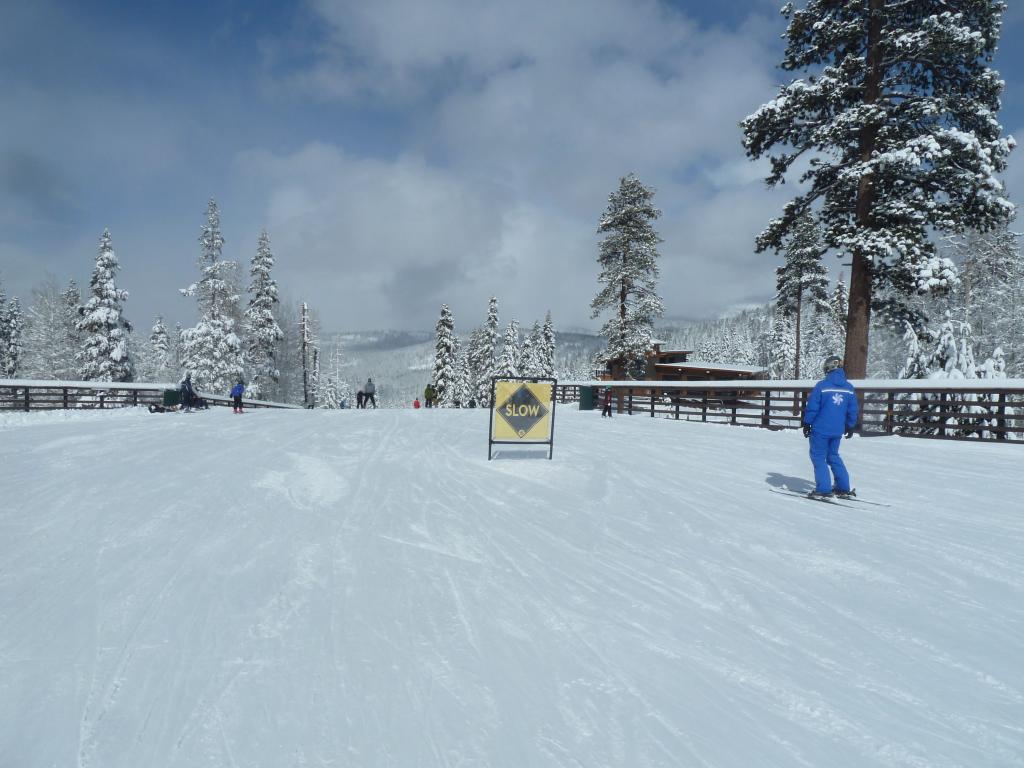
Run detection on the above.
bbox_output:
[413,382,477,409]
[355,378,376,408]
[169,373,245,413]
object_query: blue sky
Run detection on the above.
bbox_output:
[2,0,1024,333]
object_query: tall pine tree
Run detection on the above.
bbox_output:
[0,281,7,376]
[2,296,24,378]
[500,320,520,377]
[520,321,543,377]
[775,213,830,378]
[591,174,664,378]
[77,229,133,382]
[540,311,556,379]
[474,296,500,406]
[179,200,243,392]
[743,1,1015,378]
[147,316,175,382]
[61,280,82,377]
[454,343,473,406]
[768,310,797,379]
[432,304,456,406]
[244,230,284,398]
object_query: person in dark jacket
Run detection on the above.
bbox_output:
[601,386,613,418]
[363,378,377,408]
[180,373,196,412]
[424,383,436,408]
[230,379,245,413]
[802,356,859,498]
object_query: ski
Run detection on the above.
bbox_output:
[769,488,856,508]
[831,493,890,508]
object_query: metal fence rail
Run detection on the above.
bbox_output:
[556,380,1024,443]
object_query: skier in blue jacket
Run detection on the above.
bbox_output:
[802,356,858,498]
[230,379,245,414]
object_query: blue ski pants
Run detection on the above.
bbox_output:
[809,433,850,494]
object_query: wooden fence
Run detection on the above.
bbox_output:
[556,380,1024,443]
[0,379,300,412]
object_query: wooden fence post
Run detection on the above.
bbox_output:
[628,388,633,415]
[762,390,771,427]
[63,388,68,409]
[24,387,30,412]
[997,392,1007,440]
[650,387,656,417]
[132,390,138,406]
[886,391,895,435]
[939,392,947,437]
[701,392,708,422]
[674,392,680,421]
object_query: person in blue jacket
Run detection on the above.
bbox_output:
[230,378,245,414]
[802,356,858,498]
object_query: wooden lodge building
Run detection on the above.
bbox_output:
[603,341,768,383]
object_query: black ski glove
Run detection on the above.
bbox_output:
[844,429,855,439]
[802,425,811,438]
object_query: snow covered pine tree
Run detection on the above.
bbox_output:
[591,174,664,379]
[500,320,521,378]
[179,200,244,393]
[244,230,284,399]
[775,212,830,379]
[1,295,24,378]
[743,1,1015,378]
[472,296,500,407]
[77,229,133,382]
[145,316,175,382]
[540,311,556,379]
[432,304,456,407]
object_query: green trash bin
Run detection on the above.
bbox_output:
[163,388,182,407]
[579,385,596,411]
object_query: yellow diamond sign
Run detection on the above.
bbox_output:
[492,380,553,442]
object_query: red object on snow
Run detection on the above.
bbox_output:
[413,398,421,409]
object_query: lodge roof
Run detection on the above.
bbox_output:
[657,361,768,375]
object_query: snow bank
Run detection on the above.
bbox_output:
[0,405,151,431]
[1,408,1022,767]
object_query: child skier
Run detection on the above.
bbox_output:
[230,379,245,413]
[802,356,858,498]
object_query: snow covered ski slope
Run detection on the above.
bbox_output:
[2,407,1023,767]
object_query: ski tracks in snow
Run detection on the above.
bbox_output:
[3,407,1024,767]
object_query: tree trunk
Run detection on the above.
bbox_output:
[301,303,309,406]
[619,252,628,377]
[844,0,884,380]
[794,281,803,380]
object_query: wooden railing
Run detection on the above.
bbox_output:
[0,379,300,411]
[555,379,1024,442]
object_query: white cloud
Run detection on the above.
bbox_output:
[245,0,792,330]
